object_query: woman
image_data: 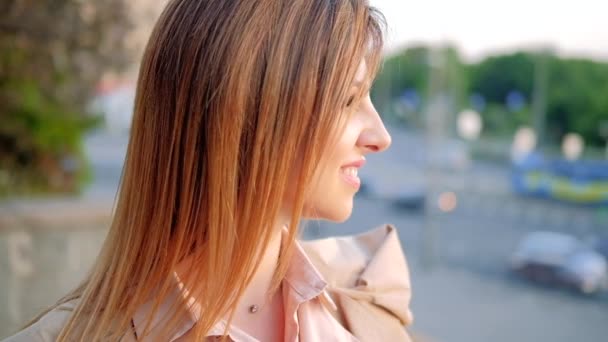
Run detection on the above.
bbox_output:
[5,0,413,340]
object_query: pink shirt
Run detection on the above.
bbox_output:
[131,239,358,341]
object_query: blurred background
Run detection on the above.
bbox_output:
[1,0,607,341]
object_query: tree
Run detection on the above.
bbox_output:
[466,52,608,146]
[545,57,608,146]
[0,0,134,195]
[467,52,535,104]
[375,45,608,148]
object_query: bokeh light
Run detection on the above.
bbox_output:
[438,191,458,212]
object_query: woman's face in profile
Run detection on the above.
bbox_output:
[301,61,392,222]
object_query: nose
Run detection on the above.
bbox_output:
[357,101,392,153]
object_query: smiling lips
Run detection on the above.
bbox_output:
[340,158,365,189]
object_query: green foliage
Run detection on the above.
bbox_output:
[375,45,608,148]
[0,80,101,196]
[468,53,608,146]
[467,52,535,103]
[0,0,132,196]
[372,45,429,115]
[372,45,467,128]
[545,58,608,146]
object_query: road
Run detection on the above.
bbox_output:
[305,194,607,342]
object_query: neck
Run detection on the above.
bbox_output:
[234,218,286,316]
[175,215,289,326]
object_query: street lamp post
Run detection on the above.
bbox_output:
[456,108,482,203]
[599,121,608,160]
[422,47,449,271]
[532,49,550,149]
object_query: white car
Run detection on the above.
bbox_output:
[510,231,608,295]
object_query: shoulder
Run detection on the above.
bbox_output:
[2,301,77,342]
[300,224,414,341]
[300,224,412,299]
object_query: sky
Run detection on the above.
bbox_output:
[370,0,608,61]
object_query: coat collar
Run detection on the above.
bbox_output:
[132,237,336,341]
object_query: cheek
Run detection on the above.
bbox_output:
[281,146,334,218]
[299,125,361,222]
[301,166,354,222]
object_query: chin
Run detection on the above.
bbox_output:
[306,201,353,223]
[329,211,352,223]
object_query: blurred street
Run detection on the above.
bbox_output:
[306,126,608,342]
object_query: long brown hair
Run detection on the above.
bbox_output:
[47,0,385,340]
